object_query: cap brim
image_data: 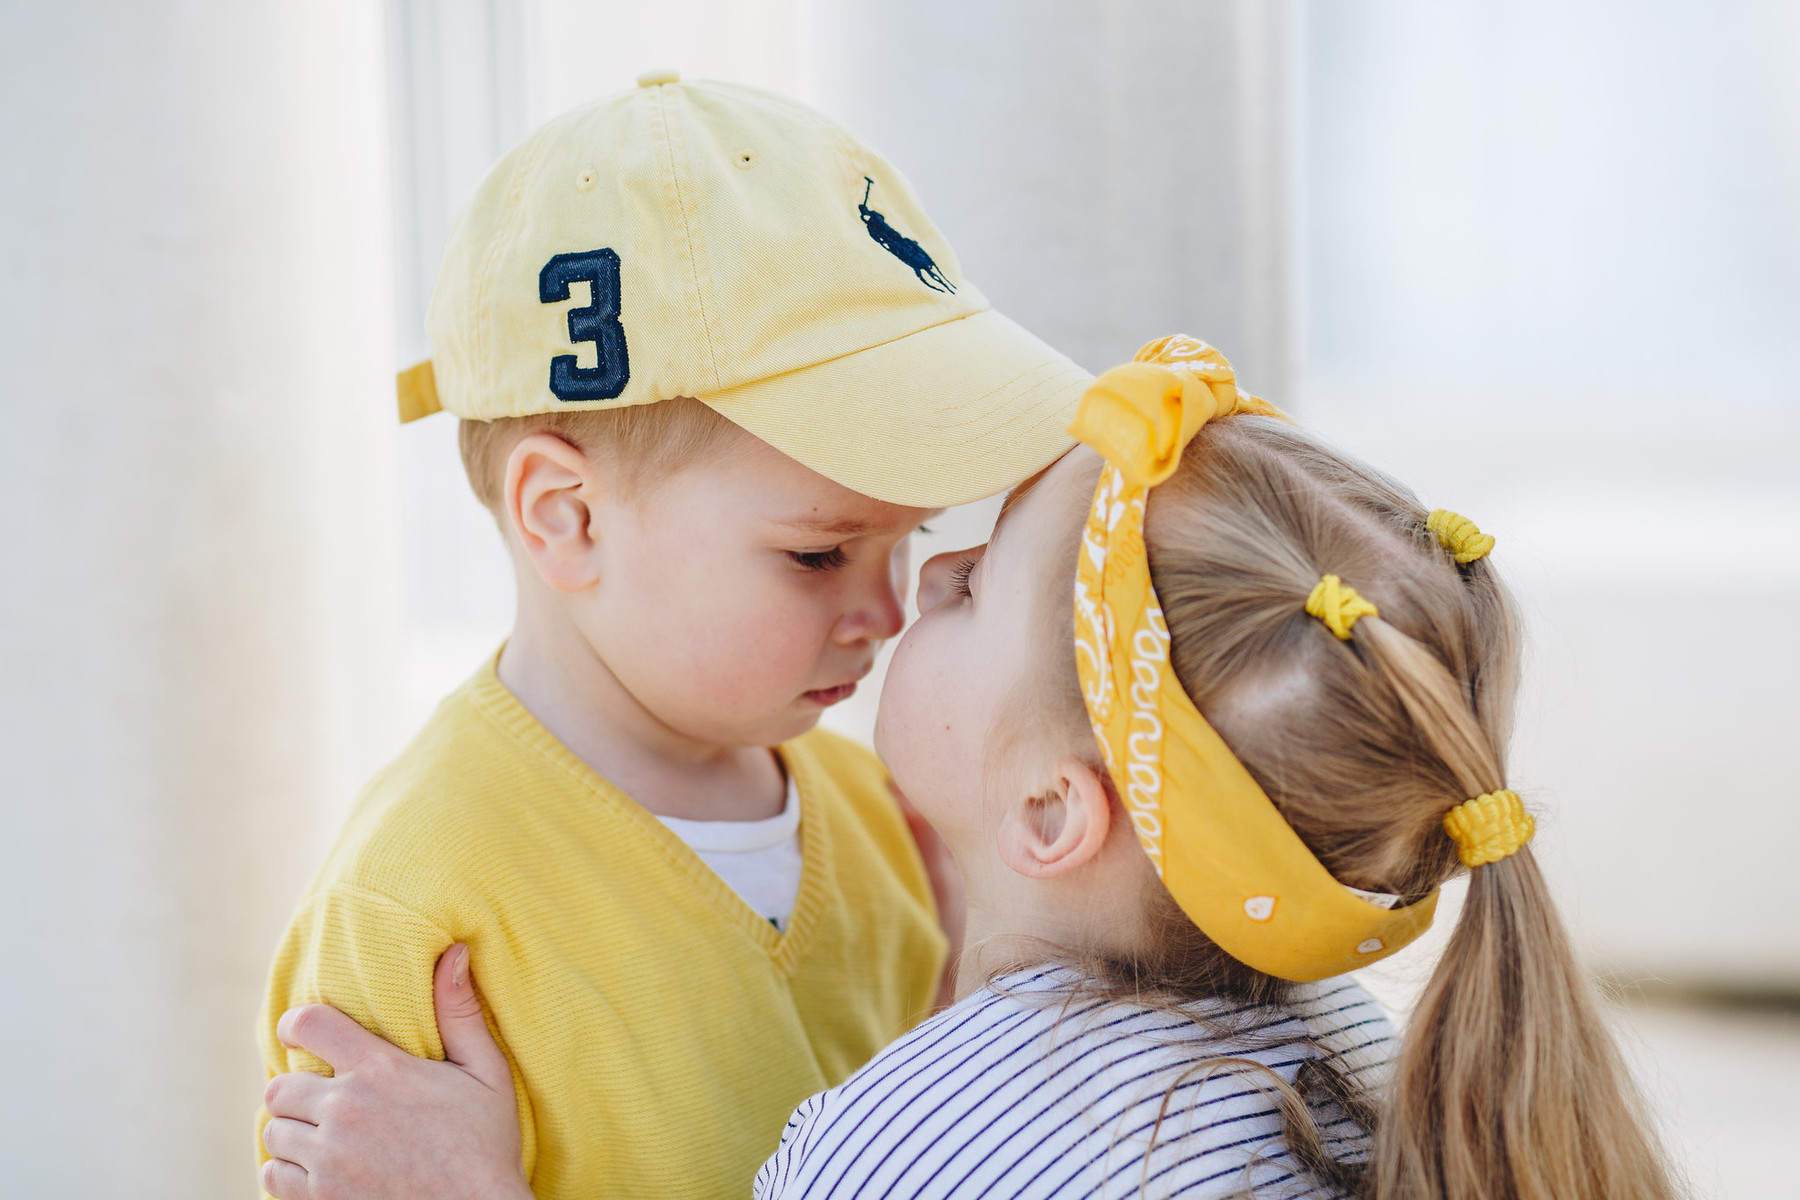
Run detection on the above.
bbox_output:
[698,309,1090,508]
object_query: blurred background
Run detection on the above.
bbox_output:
[2,1,1795,1195]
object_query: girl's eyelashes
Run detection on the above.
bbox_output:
[787,546,850,572]
[946,554,977,598]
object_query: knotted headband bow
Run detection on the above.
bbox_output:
[1069,335,1439,982]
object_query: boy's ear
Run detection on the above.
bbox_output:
[996,756,1113,880]
[504,432,602,593]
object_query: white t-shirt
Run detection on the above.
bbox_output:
[755,967,1396,1199]
[657,776,803,931]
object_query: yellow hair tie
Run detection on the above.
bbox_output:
[1442,789,1534,867]
[1426,509,1495,563]
[1305,575,1378,640]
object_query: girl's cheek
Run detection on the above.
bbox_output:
[875,642,927,757]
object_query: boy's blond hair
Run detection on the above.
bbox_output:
[458,397,745,513]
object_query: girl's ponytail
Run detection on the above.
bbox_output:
[1033,417,1682,1200]
[1355,620,1681,1200]
[1380,850,1678,1200]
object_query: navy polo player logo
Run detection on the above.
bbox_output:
[859,177,955,294]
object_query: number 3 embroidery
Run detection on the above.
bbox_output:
[539,249,630,401]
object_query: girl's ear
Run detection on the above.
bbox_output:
[505,432,602,593]
[996,756,1113,880]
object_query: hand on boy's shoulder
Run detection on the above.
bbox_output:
[259,881,465,1070]
[256,827,536,1187]
[261,946,530,1200]
[257,688,517,1080]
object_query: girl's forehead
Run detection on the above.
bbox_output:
[993,448,1096,547]
[991,472,1045,539]
[991,447,1087,545]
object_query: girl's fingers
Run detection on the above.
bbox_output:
[263,1069,332,1123]
[276,1004,388,1075]
[261,1114,322,1165]
[431,944,513,1093]
[261,1155,311,1200]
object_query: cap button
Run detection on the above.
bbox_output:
[636,68,680,87]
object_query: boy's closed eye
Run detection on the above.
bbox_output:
[787,546,850,572]
[774,508,941,575]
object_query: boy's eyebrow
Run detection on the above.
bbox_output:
[772,515,879,537]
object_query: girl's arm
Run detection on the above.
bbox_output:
[260,945,532,1200]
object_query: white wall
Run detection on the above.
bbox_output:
[0,1,400,1194]
[808,0,1297,389]
[1299,0,1800,988]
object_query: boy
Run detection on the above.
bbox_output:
[256,72,1088,1198]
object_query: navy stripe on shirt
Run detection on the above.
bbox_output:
[755,969,1396,1199]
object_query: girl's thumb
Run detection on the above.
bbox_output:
[432,944,512,1092]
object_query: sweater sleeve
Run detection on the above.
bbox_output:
[252,884,538,1196]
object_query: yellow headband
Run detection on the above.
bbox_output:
[1069,335,1438,983]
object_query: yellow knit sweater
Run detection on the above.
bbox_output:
[257,656,945,1198]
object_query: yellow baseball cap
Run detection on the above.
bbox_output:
[397,70,1089,508]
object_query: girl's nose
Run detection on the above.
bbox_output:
[916,545,984,614]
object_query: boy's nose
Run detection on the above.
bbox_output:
[836,555,909,645]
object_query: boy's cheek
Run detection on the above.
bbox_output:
[711,586,836,661]
[687,612,827,704]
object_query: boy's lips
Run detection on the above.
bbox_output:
[802,681,859,706]
[803,663,872,707]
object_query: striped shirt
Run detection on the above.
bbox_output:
[755,968,1395,1199]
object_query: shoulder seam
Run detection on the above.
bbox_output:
[290,881,459,945]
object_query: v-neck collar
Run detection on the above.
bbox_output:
[464,651,832,973]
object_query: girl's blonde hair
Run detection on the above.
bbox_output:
[1025,417,1679,1199]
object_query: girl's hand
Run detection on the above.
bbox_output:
[260,945,531,1200]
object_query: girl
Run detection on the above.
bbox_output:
[261,338,1680,1199]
